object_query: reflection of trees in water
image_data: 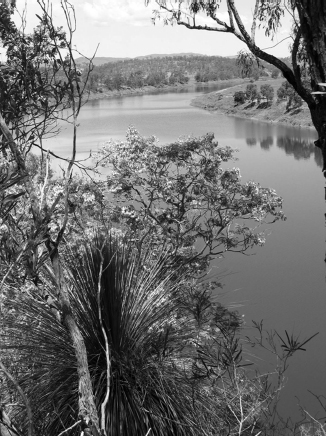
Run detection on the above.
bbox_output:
[246,136,274,149]
[246,138,257,146]
[245,135,322,167]
[260,136,273,150]
[276,137,323,167]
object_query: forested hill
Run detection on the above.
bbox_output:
[79,54,287,93]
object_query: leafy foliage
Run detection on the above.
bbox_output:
[233,90,247,104]
[277,80,303,110]
[256,0,285,39]
[260,84,274,103]
[246,83,258,102]
[94,127,285,268]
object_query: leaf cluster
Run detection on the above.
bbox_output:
[277,80,303,110]
[95,127,285,265]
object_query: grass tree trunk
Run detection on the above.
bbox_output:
[47,244,101,434]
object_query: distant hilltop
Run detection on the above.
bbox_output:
[75,53,206,66]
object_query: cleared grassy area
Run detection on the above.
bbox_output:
[191,78,314,129]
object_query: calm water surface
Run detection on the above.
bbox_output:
[45,83,325,421]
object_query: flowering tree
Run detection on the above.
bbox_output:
[95,127,285,268]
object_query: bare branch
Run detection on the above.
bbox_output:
[57,420,82,436]
[226,0,235,30]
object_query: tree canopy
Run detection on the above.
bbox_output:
[94,127,285,269]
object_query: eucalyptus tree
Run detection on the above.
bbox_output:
[146,0,326,178]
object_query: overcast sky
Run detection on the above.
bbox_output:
[14,0,293,59]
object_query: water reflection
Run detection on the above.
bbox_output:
[276,137,322,167]
[246,133,322,167]
[246,138,257,147]
[260,136,273,150]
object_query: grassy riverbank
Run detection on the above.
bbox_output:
[191,78,314,129]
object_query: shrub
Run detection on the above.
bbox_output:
[234,90,247,104]
[245,83,258,101]
[260,84,274,102]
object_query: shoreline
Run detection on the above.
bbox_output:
[82,78,246,102]
[190,78,315,130]
[82,77,315,132]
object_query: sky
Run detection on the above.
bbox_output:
[13,0,293,59]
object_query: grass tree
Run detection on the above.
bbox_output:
[0,236,222,434]
[1,234,288,435]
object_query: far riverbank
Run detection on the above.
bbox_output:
[83,78,246,101]
[191,78,314,129]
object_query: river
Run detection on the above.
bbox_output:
[45,82,326,423]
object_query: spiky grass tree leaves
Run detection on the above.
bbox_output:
[65,237,204,435]
[1,236,221,435]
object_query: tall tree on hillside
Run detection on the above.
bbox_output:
[146,0,326,178]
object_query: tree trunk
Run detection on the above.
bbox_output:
[308,103,326,175]
[64,313,100,435]
[296,0,326,174]
[308,103,326,266]
[296,1,326,87]
[49,246,101,435]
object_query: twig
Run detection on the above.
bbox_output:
[39,150,50,212]
[57,420,82,436]
[303,410,326,436]
[262,36,292,50]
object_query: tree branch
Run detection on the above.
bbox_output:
[227,0,314,105]
[227,0,235,30]
[251,0,260,42]
[57,420,82,436]
[291,27,303,88]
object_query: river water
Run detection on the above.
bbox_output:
[45,82,325,423]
